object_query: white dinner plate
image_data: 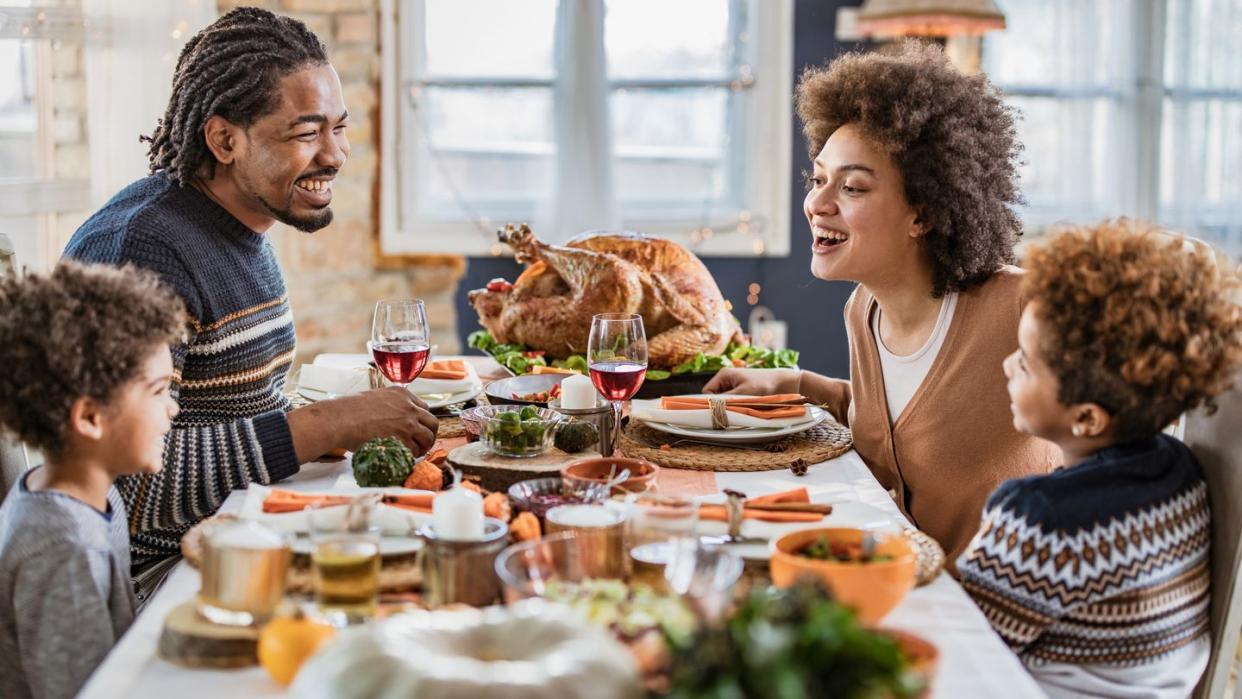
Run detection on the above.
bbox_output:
[640,402,829,445]
[297,383,484,410]
[411,384,484,410]
[290,534,423,557]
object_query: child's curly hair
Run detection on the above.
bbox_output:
[1023,219,1242,442]
[796,41,1023,297]
[0,261,187,458]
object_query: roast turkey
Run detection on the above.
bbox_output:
[467,224,745,369]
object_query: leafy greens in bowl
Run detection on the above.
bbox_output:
[468,329,797,381]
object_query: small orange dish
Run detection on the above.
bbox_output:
[769,528,916,625]
[561,457,659,495]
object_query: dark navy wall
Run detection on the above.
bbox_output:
[453,0,864,378]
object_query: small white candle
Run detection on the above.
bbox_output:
[433,486,485,540]
[546,504,623,528]
[213,520,284,550]
[560,373,598,410]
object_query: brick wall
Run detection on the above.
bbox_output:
[219,0,463,363]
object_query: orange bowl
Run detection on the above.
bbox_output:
[769,528,916,625]
[561,457,659,495]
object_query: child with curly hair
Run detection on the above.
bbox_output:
[958,219,1242,698]
[0,261,185,699]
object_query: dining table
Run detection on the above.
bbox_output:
[79,357,1048,699]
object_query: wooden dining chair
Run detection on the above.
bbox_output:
[1184,372,1242,699]
[0,232,31,505]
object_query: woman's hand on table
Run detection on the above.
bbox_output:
[287,387,439,463]
[704,367,802,395]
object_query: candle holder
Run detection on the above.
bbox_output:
[549,397,615,456]
[415,518,509,607]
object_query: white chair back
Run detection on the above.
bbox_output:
[0,232,31,504]
[1184,373,1242,699]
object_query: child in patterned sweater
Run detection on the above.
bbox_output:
[958,219,1242,699]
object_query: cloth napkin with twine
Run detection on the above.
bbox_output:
[698,487,827,523]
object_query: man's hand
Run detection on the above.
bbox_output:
[287,387,439,463]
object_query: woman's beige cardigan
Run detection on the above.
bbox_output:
[821,267,1061,570]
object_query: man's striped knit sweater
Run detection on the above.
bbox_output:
[64,173,299,570]
[957,434,1210,694]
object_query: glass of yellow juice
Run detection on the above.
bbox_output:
[308,500,381,621]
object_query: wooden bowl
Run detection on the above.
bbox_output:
[769,528,916,625]
[561,457,659,495]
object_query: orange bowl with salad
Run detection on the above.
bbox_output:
[769,528,916,625]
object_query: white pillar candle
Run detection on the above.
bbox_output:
[433,486,484,540]
[560,373,598,410]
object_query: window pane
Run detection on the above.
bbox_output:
[424,0,557,79]
[985,0,1131,87]
[1164,0,1242,89]
[1159,98,1242,257]
[1006,96,1124,223]
[611,87,730,205]
[416,87,553,214]
[605,0,733,79]
[0,39,38,179]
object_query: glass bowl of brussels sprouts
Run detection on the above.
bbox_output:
[475,405,566,458]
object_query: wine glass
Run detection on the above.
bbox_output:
[369,299,430,389]
[587,313,647,452]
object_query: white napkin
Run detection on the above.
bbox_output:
[239,484,433,536]
[407,362,481,396]
[298,364,371,396]
[630,398,813,430]
[313,353,371,369]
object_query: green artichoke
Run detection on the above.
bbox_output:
[554,420,599,454]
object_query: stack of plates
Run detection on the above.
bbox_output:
[635,395,829,446]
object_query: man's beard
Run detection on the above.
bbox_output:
[260,195,334,233]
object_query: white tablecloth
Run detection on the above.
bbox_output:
[79,449,1045,698]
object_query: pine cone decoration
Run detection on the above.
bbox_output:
[789,458,809,477]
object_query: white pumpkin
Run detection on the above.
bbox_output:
[289,600,641,699]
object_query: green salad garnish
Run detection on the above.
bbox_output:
[468,331,798,380]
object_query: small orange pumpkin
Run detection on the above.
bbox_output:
[257,610,336,686]
[510,511,542,542]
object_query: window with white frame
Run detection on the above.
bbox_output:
[379,0,793,256]
[983,0,1242,258]
[0,3,91,273]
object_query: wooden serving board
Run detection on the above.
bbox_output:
[157,601,259,668]
[447,442,599,491]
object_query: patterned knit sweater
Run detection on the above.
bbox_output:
[64,173,299,569]
[957,434,1210,676]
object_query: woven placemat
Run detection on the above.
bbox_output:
[182,515,423,594]
[619,419,852,472]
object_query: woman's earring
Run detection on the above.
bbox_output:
[1072,425,1085,437]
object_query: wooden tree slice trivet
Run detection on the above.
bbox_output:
[447,441,600,492]
[618,420,852,472]
[182,515,423,594]
[157,601,259,668]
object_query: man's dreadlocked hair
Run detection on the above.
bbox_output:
[142,7,328,186]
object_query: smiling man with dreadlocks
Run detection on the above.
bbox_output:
[64,8,439,597]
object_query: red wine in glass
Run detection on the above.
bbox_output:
[589,360,647,401]
[371,342,430,385]
[371,299,430,388]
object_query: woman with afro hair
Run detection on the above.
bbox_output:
[707,42,1060,568]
